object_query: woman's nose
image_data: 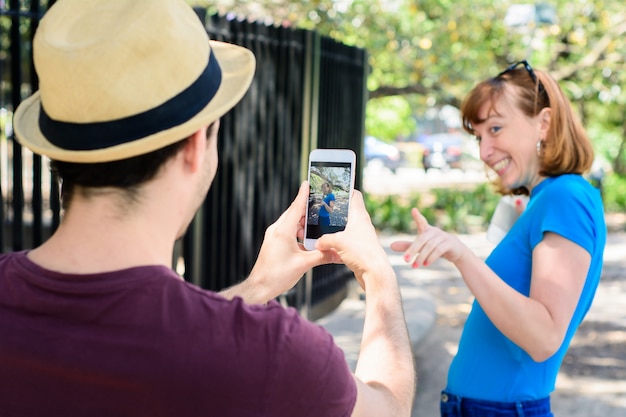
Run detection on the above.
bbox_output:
[479,138,493,162]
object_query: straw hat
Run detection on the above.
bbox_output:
[13,0,256,163]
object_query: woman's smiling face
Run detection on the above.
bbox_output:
[472,85,549,192]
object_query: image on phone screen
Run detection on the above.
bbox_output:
[306,161,353,240]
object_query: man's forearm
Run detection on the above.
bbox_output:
[219,278,272,305]
[354,271,416,416]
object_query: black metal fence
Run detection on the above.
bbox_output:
[0,2,367,319]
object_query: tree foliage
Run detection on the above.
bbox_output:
[310,166,352,194]
[202,1,626,172]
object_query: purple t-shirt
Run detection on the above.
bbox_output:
[0,252,356,416]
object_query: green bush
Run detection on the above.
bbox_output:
[365,183,500,234]
[365,194,422,233]
[365,173,626,234]
[601,173,626,213]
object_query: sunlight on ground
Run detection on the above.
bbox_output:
[557,373,626,396]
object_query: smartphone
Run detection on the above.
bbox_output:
[303,148,356,250]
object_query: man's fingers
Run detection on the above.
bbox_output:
[318,248,341,264]
[316,243,347,265]
[347,189,362,215]
[277,181,309,225]
[349,189,363,209]
[315,231,337,252]
[313,189,373,258]
[346,190,372,225]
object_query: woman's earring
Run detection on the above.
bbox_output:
[536,140,542,155]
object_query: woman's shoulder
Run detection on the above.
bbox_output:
[543,174,597,198]
[533,174,604,218]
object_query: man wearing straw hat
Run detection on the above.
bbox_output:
[1,0,415,416]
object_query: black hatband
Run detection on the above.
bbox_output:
[39,51,222,151]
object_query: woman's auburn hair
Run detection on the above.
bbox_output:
[460,67,594,195]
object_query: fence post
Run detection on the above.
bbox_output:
[296,29,321,320]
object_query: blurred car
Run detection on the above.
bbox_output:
[364,135,405,173]
[420,133,465,172]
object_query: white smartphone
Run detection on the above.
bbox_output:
[303,148,356,251]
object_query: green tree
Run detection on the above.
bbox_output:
[188,0,626,173]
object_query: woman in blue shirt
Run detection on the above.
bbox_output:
[392,61,606,416]
[318,182,336,235]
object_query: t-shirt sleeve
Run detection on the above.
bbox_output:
[264,304,357,417]
[528,179,597,255]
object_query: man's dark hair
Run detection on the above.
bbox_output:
[51,139,187,209]
[51,122,217,209]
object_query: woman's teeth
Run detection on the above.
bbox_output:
[492,159,510,173]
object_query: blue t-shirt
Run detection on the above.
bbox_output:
[319,193,336,218]
[446,174,606,402]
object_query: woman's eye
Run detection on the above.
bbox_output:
[490,126,501,134]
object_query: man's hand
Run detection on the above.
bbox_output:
[316,190,394,291]
[220,182,336,304]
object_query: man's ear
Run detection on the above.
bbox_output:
[538,107,551,139]
[182,127,208,173]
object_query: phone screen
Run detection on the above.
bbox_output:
[305,160,353,242]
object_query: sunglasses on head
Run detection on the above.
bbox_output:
[496,60,546,96]
[497,60,537,81]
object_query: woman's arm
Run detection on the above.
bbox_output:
[453,232,589,361]
[392,208,590,362]
[322,199,335,213]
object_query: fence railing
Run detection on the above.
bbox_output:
[0,2,367,320]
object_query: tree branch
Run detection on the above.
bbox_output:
[369,84,461,108]
[550,19,626,81]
